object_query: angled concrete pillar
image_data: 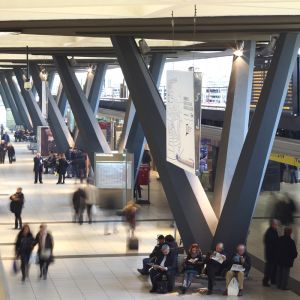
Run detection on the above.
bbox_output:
[14,68,47,129]
[4,72,32,130]
[53,56,110,166]
[31,63,75,153]
[212,41,256,217]
[75,63,107,149]
[56,83,68,117]
[112,36,218,251]
[120,54,165,180]
[0,82,10,109]
[213,33,300,252]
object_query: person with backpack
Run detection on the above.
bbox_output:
[15,224,34,281]
[10,187,24,229]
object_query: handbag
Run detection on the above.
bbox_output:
[12,260,20,274]
[40,249,51,260]
[228,277,239,296]
[91,205,97,216]
[29,252,39,265]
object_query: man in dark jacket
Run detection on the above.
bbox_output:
[224,244,251,296]
[72,188,86,224]
[276,227,298,290]
[33,153,43,184]
[138,235,165,275]
[56,154,69,184]
[263,219,279,286]
[10,187,24,229]
[149,244,177,293]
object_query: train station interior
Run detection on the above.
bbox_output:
[0,1,299,299]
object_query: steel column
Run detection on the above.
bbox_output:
[14,68,47,129]
[53,56,110,166]
[0,74,23,126]
[4,72,32,130]
[0,82,10,109]
[212,41,256,217]
[112,36,217,251]
[75,63,107,149]
[213,33,300,252]
[31,63,75,153]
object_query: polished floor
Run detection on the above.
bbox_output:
[0,142,299,299]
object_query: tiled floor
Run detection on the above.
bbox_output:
[0,142,299,299]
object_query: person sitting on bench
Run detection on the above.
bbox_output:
[205,242,227,295]
[138,235,165,275]
[180,243,203,294]
[224,244,251,296]
[149,244,177,293]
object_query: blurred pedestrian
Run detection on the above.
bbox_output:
[10,187,24,229]
[72,187,86,225]
[276,227,298,290]
[7,143,15,164]
[123,201,140,237]
[0,141,7,163]
[84,179,98,224]
[15,224,34,282]
[34,224,54,280]
[263,219,279,287]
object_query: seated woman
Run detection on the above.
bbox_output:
[149,244,177,293]
[180,243,203,294]
[224,244,251,296]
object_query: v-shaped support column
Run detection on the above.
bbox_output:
[112,36,217,251]
[213,33,300,252]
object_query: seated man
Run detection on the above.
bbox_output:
[149,244,177,293]
[205,242,227,295]
[138,235,165,275]
[224,244,251,296]
[44,152,57,174]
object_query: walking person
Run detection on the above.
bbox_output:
[33,153,43,184]
[56,154,69,184]
[34,224,54,280]
[15,224,34,282]
[72,187,86,224]
[10,187,24,229]
[263,219,279,286]
[0,141,7,164]
[84,179,98,224]
[276,227,298,290]
[7,143,15,164]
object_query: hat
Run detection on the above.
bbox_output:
[157,235,164,240]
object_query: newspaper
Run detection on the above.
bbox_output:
[188,258,199,263]
[211,252,225,264]
[230,264,245,272]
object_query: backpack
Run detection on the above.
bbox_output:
[156,274,169,294]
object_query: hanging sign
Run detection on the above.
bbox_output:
[166,70,202,174]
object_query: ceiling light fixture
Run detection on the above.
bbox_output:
[233,41,244,57]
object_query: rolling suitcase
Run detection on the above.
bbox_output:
[127,237,139,250]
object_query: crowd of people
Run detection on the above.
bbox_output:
[14,129,36,143]
[137,223,298,296]
[33,148,88,184]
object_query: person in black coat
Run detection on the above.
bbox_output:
[263,219,279,286]
[205,242,227,295]
[7,143,15,164]
[10,187,24,229]
[0,141,7,164]
[33,153,43,184]
[56,154,69,184]
[149,244,177,293]
[138,235,165,275]
[180,243,203,294]
[72,188,87,224]
[276,227,298,290]
[33,224,54,280]
[15,224,34,281]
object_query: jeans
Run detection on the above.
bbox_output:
[34,170,43,183]
[20,255,30,280]
[39,259,50,279]
[182,271,198,288]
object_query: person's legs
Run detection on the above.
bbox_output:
[20,258,26,281]
[207,265,216,292]
[62,173,66,183]
[57,173,62,184]
[86,204,92,223]
[182,271,194,288]
[149,269,160,292]
[167,273,175,292]
[39,170,43,183]
[79,209,83,225]
[270,263,277,284]
[14,213,18,229]
[141,258,151,273]
[276,266,283,289]
[43,261,49,279]
[34,171,38,183]
[280,267,290,290]
[226,271,234,288]
[237,271,244,290]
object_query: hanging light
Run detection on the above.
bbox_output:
[233,41,244,57]
[24,46,32,91]
[39,66,48,81]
